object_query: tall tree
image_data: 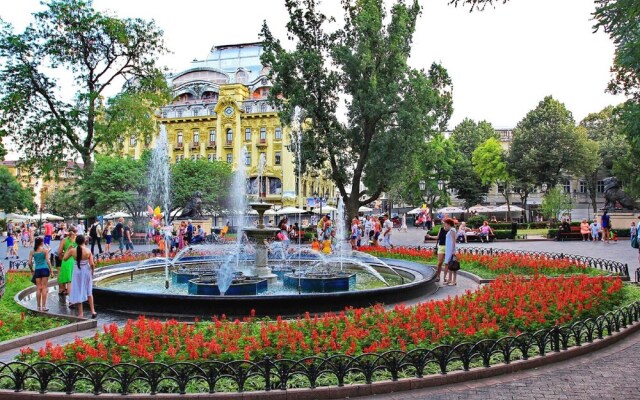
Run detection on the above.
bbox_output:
[540,186,572,221]
[261,0,453,221]
[449,159,489,210]
[472,137,514,220]
[43,186,84,220]
[450,118,498,159]
[509,96,585,190]
[171,159,233,219]
[0,0,170,175]
[0,167,36,214]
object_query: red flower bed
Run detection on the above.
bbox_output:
[360,246,588,276]
[20,275,623,365]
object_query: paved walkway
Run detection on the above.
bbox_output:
[369,327,640,400]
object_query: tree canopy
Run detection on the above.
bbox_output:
[260,0,452,220]
[450,118,498,159]
[0,0,170,174]
[0,167,36,214]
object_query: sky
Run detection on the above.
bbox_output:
[0,0,626,131]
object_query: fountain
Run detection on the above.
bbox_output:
[89,114,438,318]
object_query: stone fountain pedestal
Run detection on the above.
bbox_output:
[244,202,279,284]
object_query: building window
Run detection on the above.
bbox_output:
[177,132,183,144]
[226,128,233,145]
[275,127,282,140]
[563,181,571,193]
[162,111,167,118]
[497,184,504,194]
[191,155,196,161]
[260,127,266,142]
[580,180,587,193]
[227,154,233,164]
[245,128,251,141]
[209,130,216,143]
[193,131,199,144]
[177,110,183,117]
[597,180,605,193]
[245,105,252,113]
[208,154,214,162]
[260,103,267,113]
[275,151,281,165]
[130,137,136,146]
[193,108,199,117]
[245,151,251,166]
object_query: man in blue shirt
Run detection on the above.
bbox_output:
[601,210,611,244]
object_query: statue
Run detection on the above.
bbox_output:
[182,191,204,218]
[602,177,637,211]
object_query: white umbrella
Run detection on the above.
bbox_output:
[494,204,524,212]
[4,212,31,221]
[438,206,466,214]
[276,206,307,215]
[104,211,132,219]
[248,209,277,216]
[358,206,373,212]
[407,207,425,215]
[38,213,64,221]
[468,205,493,213]
[312,205,337,214]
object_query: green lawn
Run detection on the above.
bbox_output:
[0,272,68,342]
[518,228,549,236]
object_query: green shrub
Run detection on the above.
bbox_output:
[467,215,488,228]
[303,232,314,242]
[528,222,550,229]
[493,229,516,239]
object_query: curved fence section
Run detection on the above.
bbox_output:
[445,246,630,278]
[1,301,638,395]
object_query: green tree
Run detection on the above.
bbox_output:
[260,0,453,222]
[472,137,514,220]
[541,186,572,221]
[170,159,232,219]
[450,118,498,158]
[82,155,148,219]
[578,106,631,212]
[509,96,585,190]
[0,0,170,175]
[449,159,489,210]
[0,166,36,214]
[43,186,83,220]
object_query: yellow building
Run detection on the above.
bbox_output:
[122,42,335,209]
[0,160,82,211]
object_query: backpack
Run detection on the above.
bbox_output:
[632,233,639,249]
[89,224,98,238]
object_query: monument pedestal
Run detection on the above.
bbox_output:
[609,212,637,230]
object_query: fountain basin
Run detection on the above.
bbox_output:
[187,276,268,296]
[92,257,437,318]
[283,272,356,293]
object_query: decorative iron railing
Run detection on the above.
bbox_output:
[0,301,638,395]
[406,246,630,279]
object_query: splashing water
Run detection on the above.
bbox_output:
[335,197,346,270]
[149,124,172,288]
[257,153,267,202]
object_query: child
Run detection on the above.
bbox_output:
[311,236,320,251]
[3,233,17,259]
[13,234,19,255]
[590,220,600,243]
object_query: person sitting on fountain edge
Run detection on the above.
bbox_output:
[191,225,206,244]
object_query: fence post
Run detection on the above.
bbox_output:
[552,325,560,352]
[263,356,272,391]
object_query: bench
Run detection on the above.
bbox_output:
[464,232,496,242]
[557,226,583,241]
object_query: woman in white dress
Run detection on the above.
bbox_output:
[63,235,97,319]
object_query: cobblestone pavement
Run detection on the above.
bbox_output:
[368,329,640,400]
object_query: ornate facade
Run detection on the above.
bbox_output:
[122,43,335,209]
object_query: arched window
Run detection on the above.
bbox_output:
[260,103,268,113]
[177,132,183,144]
[226,128,233,145]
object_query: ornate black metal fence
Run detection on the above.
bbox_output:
[8,251,156,270]
[0,301,638,395]
[410,246,630,279]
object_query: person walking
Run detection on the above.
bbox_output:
[89,220,103,255]
[350,218,360,250]
[426,223,448,282]
[580,219,591,241]
[442,218,458,286]
[76,221,85,236]
[29,237,53,311]
[56,228,77,299]
[124,220,135,254]
[113,217,125,255]
[103,221,113,254]
[373,216,382,246]
[363,216,372,246]
[43,219,54,249]
[601,210,611,244]
[457,221,468,243]
[63,235,97,319]
[382,214,394,248]
[3,233,17,259]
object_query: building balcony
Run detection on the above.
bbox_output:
[207,141,216,149]
[257,140,268,148]
[224,141,233,149]
[190,142,200,150]
[174,142,183,150]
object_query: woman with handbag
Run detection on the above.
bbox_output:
[442,218,458,286]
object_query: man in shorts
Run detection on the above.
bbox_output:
[43,219,54,248]
[382,214,394,248]
[114,217,125,255]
